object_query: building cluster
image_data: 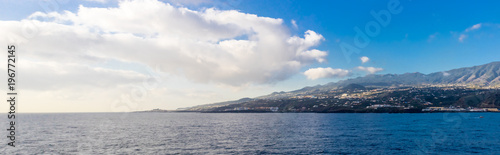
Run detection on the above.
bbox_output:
[366,104,402,109]
[422,107,499,112]
[193,85,500,112]
[227,107,279,112]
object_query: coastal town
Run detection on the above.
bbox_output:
[187,84,500,113]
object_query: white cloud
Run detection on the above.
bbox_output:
[17,60,147,91]
[459,23,484,42]
[165,0,210,5]
[458,34,467,42]
[84,0,109,3]
[291,19,298,29]
[360,56,370,64]
[442,72,450,77]
[357,66,383,74]
[2,0,328,87]
[298,49,328,63]
[304,67,351,80]
[0,0,334,112]
[465,23,482,32]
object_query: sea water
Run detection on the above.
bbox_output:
[1,113,499,154]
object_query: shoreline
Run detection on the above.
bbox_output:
[171,110,500,114]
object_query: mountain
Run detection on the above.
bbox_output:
[341,83,366,92]
[328,61,500,87]
[184,61,500,110]
[454,91,500,108]
[254,61,500,100]
[184,97,253,111]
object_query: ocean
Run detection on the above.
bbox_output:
[1,113,499,154]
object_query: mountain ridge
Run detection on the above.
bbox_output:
[327,61,500,87]
[184,61,500,110]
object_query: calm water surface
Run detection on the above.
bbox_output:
[1,113,499,154]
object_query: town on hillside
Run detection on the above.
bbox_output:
[187,84,500,113]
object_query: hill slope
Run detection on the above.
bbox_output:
[184,61,500,110]
[328,61,500,87]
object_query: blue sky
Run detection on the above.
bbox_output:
[1,0,499,112]
[186,0,500,86]
[232,0,500,74]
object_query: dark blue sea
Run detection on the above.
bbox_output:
[1,113,499,154]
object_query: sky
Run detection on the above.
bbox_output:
[1,0,499,112]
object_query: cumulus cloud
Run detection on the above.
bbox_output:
[1,0,328,87]
[357,66,383,74]
[298,49,327,63]
[360,56,370,64]
[304,67,351,80]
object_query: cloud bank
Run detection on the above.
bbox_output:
[2,0,328,88]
